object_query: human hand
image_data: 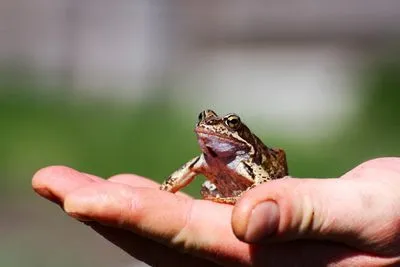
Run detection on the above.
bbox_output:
[32,158,400,266]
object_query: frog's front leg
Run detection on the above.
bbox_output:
[160,155,205,193]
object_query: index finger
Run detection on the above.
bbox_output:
[62,181,251,266]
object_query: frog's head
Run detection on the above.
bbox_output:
[195,109,255,158]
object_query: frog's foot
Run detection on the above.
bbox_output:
[200,181,240,205]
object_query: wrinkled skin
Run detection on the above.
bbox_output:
[33,158,400,266]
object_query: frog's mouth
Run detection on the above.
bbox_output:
[196,131,248,157]
[195,131,244,146]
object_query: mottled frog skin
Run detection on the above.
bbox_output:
[160,110,288,204]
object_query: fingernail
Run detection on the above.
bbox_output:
[244,201,279,243]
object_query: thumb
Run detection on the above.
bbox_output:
[231,175,399,255]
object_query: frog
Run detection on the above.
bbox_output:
[160,109,288,204]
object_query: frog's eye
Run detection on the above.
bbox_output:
[224,114,241,130]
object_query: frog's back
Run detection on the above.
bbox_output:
[253,134,288,179]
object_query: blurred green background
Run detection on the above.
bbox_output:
[1,1,400,267]
[2,59,400,267]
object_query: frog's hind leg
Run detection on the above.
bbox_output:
[200,181,240,204]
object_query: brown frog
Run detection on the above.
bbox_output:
[160,109,288,204]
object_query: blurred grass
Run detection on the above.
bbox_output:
[1,60,400,199]
[0,90,200,196]
[0,59,399,267]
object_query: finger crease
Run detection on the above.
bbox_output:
[170,199,196,253]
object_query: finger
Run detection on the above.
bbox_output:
[108,174,161,187]
[87,222,221,267]
[89,221,396,267]
[63,182,251,266]
[232,175,400,255]
[82,172,105,182]
[343,157,400,180]
[108,174,192,199]
[32,166,103,204]
[63,181,397,266]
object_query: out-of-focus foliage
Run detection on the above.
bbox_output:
[1,1,399,266]
[1,60,399,267]
[2,61,400,196]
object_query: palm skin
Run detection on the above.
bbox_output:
[32,158,400,266]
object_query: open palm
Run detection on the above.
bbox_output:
[32,158,400,266]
